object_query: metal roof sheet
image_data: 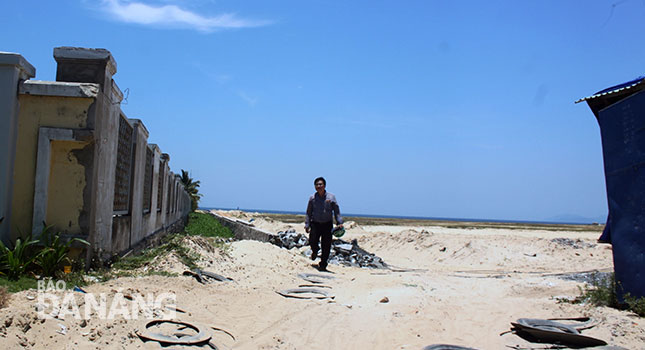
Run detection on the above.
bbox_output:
[575,76,645,103]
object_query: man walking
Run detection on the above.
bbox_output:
[305,177,343,271]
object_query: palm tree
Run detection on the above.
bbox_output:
[180,169,202,212]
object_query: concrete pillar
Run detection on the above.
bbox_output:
[53,47,120,259]
[147,144,160,236]
[0,52,35,243]
[128,119,149,248]
[159,153,170,229]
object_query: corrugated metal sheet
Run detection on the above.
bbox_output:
[575,76,645,103]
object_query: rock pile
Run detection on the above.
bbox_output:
[551,238,596,249]
[269,230,387,269]
[270,229,308,249]
[328,239,387,269]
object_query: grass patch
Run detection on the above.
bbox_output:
[186,212,233,238]
[113,234,200,271]
[0,276,38,293]
[570,272,645,317]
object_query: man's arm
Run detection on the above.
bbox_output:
[332,197,343,227]
[305,197,313,232]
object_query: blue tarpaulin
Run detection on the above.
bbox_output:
[578,76,645,300]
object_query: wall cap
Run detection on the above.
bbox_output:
[54,47,116,75]
[0,51,36,79]
[19,80,99,98]
[128,118,150,138]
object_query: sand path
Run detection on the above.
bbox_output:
[0,212,642,349]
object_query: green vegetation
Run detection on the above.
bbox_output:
[0,234,39,280]
[0,276,39,293]
[185,212,233,238]
[0,225,88,282]
[180,169,202,212]
[113,212,231,272]
[35,224,89,277]
[112,233,201,271]
[0,212,230,294]
[570,272,645,317]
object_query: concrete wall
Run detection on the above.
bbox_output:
[0,52,35,243]
[1,47,192,261]
[12,92,96,238]
[205,211,275,242]
[45,140,91,235]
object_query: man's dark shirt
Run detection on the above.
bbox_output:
[305,191,343,228]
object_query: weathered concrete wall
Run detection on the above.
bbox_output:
[127,119,148,248]
[111,216,131,253]
[0,53,35,243]
[55,47,124,261]
[205,211,275,242]
[2,46,192,261]
[145,144,161,237]
[156,154,170,231]
[11,93,95,238]
[45,140,91,235]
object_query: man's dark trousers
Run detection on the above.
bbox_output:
[310,221,333,269]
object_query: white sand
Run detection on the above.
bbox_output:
[0,210,642,349]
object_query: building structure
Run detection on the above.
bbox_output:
[577,76,645,300]
[0,47,190,262]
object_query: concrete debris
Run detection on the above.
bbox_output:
[328,239,387,269]
[551,238,596,249]
[557,270,612,284]
[270,229,308,249]
[270,231,388,269]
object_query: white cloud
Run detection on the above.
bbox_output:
[100,0,271,32]
[236,90,258,106]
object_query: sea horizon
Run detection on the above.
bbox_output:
[200,207,602,226]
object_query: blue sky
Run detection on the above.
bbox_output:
[2,0,644,223]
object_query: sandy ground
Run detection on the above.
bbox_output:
[0,210,643,349]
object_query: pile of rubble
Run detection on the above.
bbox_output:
[551,238,596,249]
[270,229,308,249]
[269,229,387,269]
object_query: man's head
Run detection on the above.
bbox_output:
[314,177,326,195]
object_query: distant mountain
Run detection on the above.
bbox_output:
[545,214,606,224]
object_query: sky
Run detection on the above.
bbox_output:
[2,0,644,223]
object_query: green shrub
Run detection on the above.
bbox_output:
[575,272,645,317]
[0,234,39,280]
[35,224,89,277]
[624,294,645,317]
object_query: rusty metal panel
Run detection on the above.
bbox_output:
[113,115,133,214]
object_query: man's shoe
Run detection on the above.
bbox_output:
[317,264,327,272]
[311,251,317,261]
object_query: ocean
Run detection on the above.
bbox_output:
[199,207,600,226]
